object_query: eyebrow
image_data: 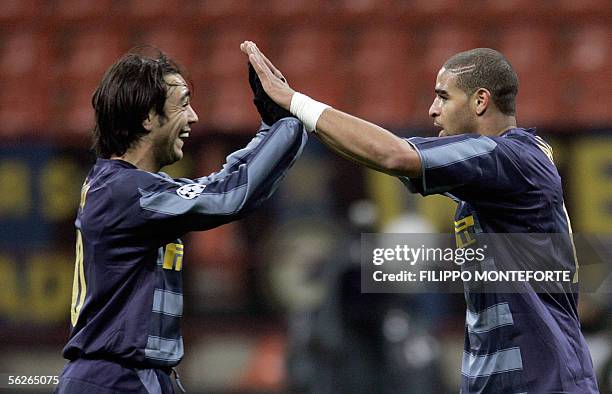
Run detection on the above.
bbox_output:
[435,88,449,96]
[166,81,190,98]
[166,84,190,102]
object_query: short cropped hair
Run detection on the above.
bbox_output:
[92,48,182,158]
[443,48,519,115]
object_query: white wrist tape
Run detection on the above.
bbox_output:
[289,92,330,132]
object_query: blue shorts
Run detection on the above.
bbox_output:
[55,358,175,394]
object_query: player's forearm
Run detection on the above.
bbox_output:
[241,42,421,177]
[232,118,307,211]
[314,108,421,177]
[174,119,306,221]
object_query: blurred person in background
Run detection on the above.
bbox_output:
[55,49,306,394]
[284,203,450,394]
[242,42,598,393]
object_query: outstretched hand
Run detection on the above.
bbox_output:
[248,63,294,125]
[240,41,295,111]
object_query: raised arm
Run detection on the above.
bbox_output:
[240,41,422,178]
[133,118,307,242]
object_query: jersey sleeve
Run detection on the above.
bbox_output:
[115,118,307,241]
[398,134,520,198]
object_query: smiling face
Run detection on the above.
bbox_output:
[428,68,477,137]
[146,73,199,168]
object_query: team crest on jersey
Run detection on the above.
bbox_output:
[176,184,206,199]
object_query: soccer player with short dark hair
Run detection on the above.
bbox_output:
[241,42,599,393]
[55,50,307,393]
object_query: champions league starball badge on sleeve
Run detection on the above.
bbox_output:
[176,184,206,199]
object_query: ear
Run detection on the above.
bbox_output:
[142,109,157,131]
[474,88,491,116]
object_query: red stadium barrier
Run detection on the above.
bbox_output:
[0,2,609,136]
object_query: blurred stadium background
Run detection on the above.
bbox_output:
[0,0,611,393]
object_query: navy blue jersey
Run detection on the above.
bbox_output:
[401,128,598,393]
[63,119,307,369]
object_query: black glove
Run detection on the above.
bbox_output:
[248,63,294,125]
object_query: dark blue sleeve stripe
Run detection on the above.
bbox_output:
[420,137,497,170]
[399,135,505,196]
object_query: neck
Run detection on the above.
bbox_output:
[111,141,159,173]
[477,114,517,137]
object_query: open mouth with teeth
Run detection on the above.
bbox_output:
[179,131,190,138]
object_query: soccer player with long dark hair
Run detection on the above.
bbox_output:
[56,49,306,393]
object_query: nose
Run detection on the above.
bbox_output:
[429,98,440,118]
[188,105,199,124]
